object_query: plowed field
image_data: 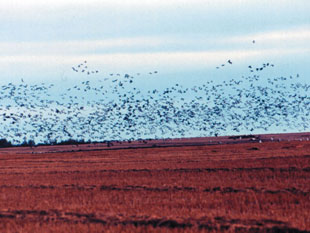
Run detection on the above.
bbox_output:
[0,136,310,232]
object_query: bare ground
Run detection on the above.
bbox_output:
[0,133,310,232]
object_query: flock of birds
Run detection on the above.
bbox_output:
[216,59,233,69]
[0,51,308,145]
[72,61,99,75]
[72,60,158,78]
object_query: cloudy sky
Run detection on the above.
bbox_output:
[0,0,309,84]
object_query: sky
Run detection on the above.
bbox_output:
[0,0,310,143]
[0,0,309,85]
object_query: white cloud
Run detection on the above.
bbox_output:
[0,0,235,8]
[0,27,308,66]
[2,0,308,12]
[0,37,166,55]
[2,0,304,7]
[230,27,310,43]
[0,27,308,81]
[2,0,307,16]
[0,48,307,69]
[0,27,309,56]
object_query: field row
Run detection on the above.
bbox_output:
[1,140,310,232]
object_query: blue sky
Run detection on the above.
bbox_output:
[0,0,310,143]
[0,0,309,85]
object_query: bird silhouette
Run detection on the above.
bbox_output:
[0,58,307,146]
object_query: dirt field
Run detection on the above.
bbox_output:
[0,134,310,232]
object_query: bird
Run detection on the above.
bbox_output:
[71,61,99,76]
[0,59,307,146]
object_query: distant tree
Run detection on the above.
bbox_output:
[0,139,12,148]
[28,140,35,147]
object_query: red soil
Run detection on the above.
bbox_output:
[0,132,310,232]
